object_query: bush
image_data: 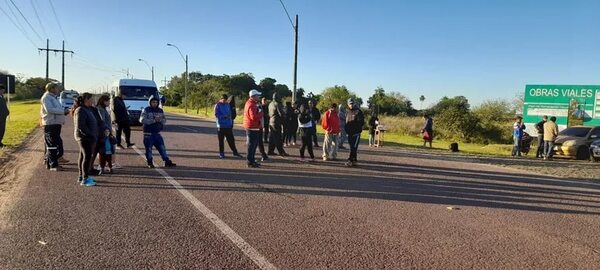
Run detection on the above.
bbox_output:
[378,115,423,135]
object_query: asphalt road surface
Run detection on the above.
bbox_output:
[1,113,600,269]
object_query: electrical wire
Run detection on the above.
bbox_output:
[278,0,295,30]
[9,0,45,43]
[30,0,49,38]
[0,4,39,48]
[48,0,66,41]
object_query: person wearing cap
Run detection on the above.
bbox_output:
[40,82,70,171]
[344,98,365,167]
[0,84,9,147]
[244,89,264,168]
[139,95,176,168]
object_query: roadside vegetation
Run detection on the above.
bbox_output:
[0,100,40,155]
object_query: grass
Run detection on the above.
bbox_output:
[164,105,515,157]
[0,100,41,155]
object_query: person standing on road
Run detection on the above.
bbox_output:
[111,90,134,149]
[337,104,347,149]
[0,84,9,147]
[308,100,321,147]
[368,113,379,147]
[534,115,548,158]
[140,96,176,168]
[228,95,237,121]
[268,93,288,156]
[261,97,270,143]
[322,103,341,161]
[73,93,98,186]
[512,116,526,157]
[244,89,263,168]
[215,94,242,159]
[345,99,365,167]
[543,116,559,160]
[285,102,299,146]
[283,101,293,147]
[41,82,70,171]
[421,114,433,148]
[298,104,315,161]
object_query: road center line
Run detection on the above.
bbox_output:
[130,146,277,270]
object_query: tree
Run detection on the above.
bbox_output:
[367,87,415,116]
[430,96,470,115]
[419,95,425,110]
[14,77,51,100]
[258,78,276,99]
[273,84,292,98]
[473,99,515,143]
[317,85,360,112]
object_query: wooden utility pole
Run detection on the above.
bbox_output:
[38,39,74,87]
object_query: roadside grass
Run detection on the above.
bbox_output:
[163,105,515,157]
[0,100,40,156]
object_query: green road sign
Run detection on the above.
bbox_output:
[523,85,600,127]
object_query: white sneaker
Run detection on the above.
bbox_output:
[96,165,102,171]
[112,163,123,169]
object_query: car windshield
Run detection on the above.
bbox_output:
[60,91,78,99]
[559,127,591,137]
[120,86,158,100]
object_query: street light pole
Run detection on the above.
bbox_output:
[167,43,188,113]
[293,14,298,104]
[138,58,154,81]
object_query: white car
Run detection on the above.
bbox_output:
[59,90,79,110]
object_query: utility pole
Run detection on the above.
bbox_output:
[293,14,298,103]
[38,39,74,87]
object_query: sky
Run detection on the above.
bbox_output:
[2,0,600,107]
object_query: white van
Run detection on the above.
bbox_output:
[59,90,79,109]
[111,79,161,125]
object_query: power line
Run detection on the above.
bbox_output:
[0,4,39,48]
[278,0,295,30]
[9,0,45,43]
[30,0,49,38]
[48,0,66,41]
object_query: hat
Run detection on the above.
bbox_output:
[347,98,354,105]
[249,89,262,97]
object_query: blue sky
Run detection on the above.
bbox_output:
[2,0,600,107]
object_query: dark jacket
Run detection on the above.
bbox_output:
[298,106,314,137]
[268,93,285,129]
[309,106,321,126]
[0,95,9,118]
[345,106,365,135]
[97,106,112,130]
[140,96,166,134]
[74,106,99,142]
[423,117,433,132]
[111,96,129,123]
[91,106,106,140]
[368,115,379,135]
[535,120,546,135]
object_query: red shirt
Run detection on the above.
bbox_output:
[322,109,341,134]
[243,98,263,130]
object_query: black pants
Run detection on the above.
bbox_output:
[263,125,269,143]
[299,128,314,159]
[44,124,63,168]
[285,125,297,144]
[268,125,286,155]
[115,121,131,145]
[218,128,239,154]
[0,116,6,144]
[258,129,267,158]
[348,133,361,162]
[99,154,113,169]
[536,135,545,157]
[77,140,96,179]
[309,125,319,146]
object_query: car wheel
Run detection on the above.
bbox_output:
[576,146,590,160]
[592,153,600,162]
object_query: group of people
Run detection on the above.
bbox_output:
[215,89,365,168]
[512,115,558,159]
[40,83,175,187]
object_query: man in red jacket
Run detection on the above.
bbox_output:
[321,103,341,161]
[243,89,263,168]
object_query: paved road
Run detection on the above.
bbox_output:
[1,113,600,269]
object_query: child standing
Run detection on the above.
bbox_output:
[99,128,117,173]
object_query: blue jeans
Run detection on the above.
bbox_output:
[143,133,169,164]
[339,128,347,147]
[511,136,521,156]
[544,141,555,158]
[246,130,260,164]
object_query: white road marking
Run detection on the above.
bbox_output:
[130,146,277,270]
